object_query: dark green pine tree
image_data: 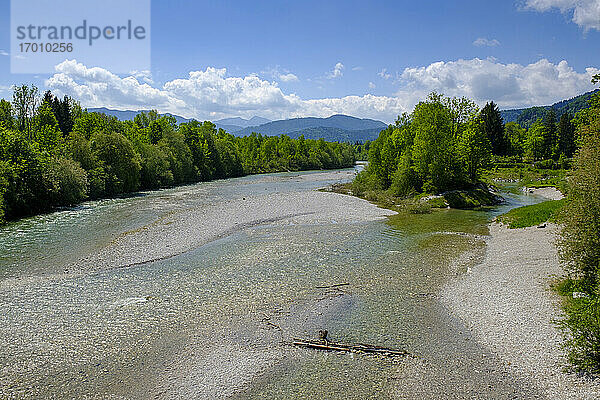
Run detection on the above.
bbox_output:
[557,112,576,158]
[481,101,506,155]
[542,109,557,160]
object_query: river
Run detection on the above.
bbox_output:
[0,168,547,399]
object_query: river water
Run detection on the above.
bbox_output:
[0,169,546,399]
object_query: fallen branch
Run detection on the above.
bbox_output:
[315,283,350,289]
[292,339,408,357]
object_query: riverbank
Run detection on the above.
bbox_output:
[441,188,600,399]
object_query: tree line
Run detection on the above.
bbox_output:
[0,85,355,224]
[354,91,581,198]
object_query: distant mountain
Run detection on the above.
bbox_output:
[278,127,382,142]
[86,108,386,142]
[501,89,599,128]
[88,108,192,125]
[215,116,270,129]
[234,114,387,142]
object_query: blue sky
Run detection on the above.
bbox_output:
[1,0,599,122]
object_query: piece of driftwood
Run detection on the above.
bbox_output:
[315,283,350,289]
[292,339,408,357]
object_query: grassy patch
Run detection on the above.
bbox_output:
[497,199,565,228]
[482,166,568,192]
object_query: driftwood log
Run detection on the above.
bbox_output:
[292,339,408,357]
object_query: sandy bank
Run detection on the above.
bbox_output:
[523,186,565,200]
[441,223,600,399]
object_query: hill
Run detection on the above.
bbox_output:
[214,116,270,131]
[87,109,386,142]
[234,114,387,142]
[501,89,599,128]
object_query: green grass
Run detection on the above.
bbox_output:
[497,199,566,228]
[482,166,568,192]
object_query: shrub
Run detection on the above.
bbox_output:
[43,158,88,206]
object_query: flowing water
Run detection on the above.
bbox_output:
[0,170,548,399]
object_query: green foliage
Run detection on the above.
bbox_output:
[557,114,600,284]
[556,84,600,373]
[524,120,546,161]
[0,99,14,129]
[0,160,12,223]
[481,101,507,155]
[138,143,173,189]
[91,132,141,195]
[442,188,502,209]
[497,199,565,228]
[43,157,88,206]
[360,93,492,196]
[559,292,600,374]
[504,121,527,157]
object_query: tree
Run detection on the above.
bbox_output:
[557,113,576,158]
[12,84,39,135]
[504,121,527,157]
[524,120,545,161]
[42,91,78,136]
[0,99,13,129]
[411,93,460,192]
[481,101,506,155]
[43,157,88,206]
[91,132,141,195]
[542,109,557,159]
[457,118,492,183]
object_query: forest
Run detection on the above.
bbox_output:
[0,85,355,224]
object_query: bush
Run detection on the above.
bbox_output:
[91,132,141,195]
[559,290,600,373]
[43,157,88,206]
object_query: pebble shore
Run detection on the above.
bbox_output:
[441,188,600,399]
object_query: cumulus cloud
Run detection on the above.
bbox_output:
[525,0,600,31]
[278,73,299,82]
[329,62,344,79]
[473,38,501,47]
[45,58,599,123]
[396,57,599,109]
[46,60,406,121]
[368,82,376,89]
[129,70,154,84]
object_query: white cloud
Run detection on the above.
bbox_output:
[44,58,599,124]
[524,0,600,31]
[129,69,154,84]
[352,66,364,71]
[262,66,299,83]
[0,50,8,56]
[397,57,599,109]
[473,37,501,47]
[378,68,392,80]
[368,82,376,89]
[278,73,299,82]
[45,60,406,122]
[328,62,344,79]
